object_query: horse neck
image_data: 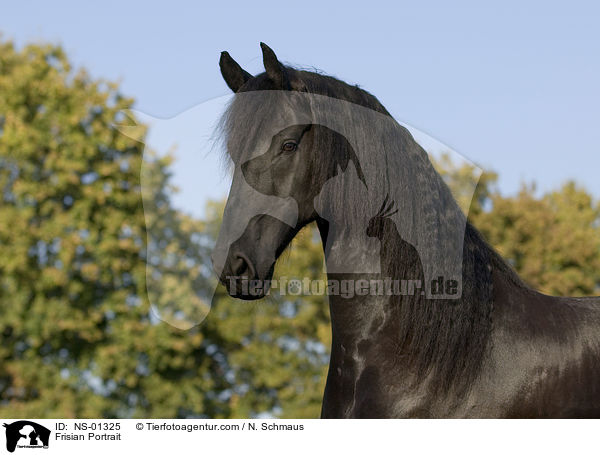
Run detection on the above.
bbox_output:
[317,215,495,391]
[315,216,401,339]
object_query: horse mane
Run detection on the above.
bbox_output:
[219,65,532,392]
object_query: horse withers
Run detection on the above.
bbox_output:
[212,43,600,418]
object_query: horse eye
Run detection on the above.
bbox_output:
[281,141,298,152]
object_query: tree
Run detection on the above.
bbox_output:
[1,39,597,419]
[432,152,600,296]
[0,39,331,417]
[430,152,498,217]
[0,40,216,417]
[203,206,330,418]
[473,182,600,296]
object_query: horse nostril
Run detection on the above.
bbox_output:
[232,255,247,275]
[231,252,256,279]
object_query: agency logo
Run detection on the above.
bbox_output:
[2,421,50,453]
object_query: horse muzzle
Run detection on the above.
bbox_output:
[213,248,274,300]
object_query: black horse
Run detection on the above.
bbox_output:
[213,43,600,418]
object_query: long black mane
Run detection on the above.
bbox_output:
[216,44,600,417]
[219,63,535,393]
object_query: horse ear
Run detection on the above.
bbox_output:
[260,42,290,89]
[219,51,252,92]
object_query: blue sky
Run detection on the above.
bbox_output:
[3,0,599,215]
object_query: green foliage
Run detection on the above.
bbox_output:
[431,152,498,217]
[204,214,330,418]
[0,39,211,417]
[0,39,331,418]
[433,153,600,296]
[473,182,600,296]
[1,39,598,419]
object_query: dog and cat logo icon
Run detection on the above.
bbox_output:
[2,421,50,452]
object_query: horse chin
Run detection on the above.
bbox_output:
[224,273,274,301]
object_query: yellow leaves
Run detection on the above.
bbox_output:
[2,36,591,420]
[97,162,114,177]
[113,109,148,144]
[65,172,81,185]
[117,237,134,251]
[40,266,67,287]
[0,39,166,417]
[431,152,498,217]
[317,323,332,348]
[473,181,600,296]
[80,262,100,281]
